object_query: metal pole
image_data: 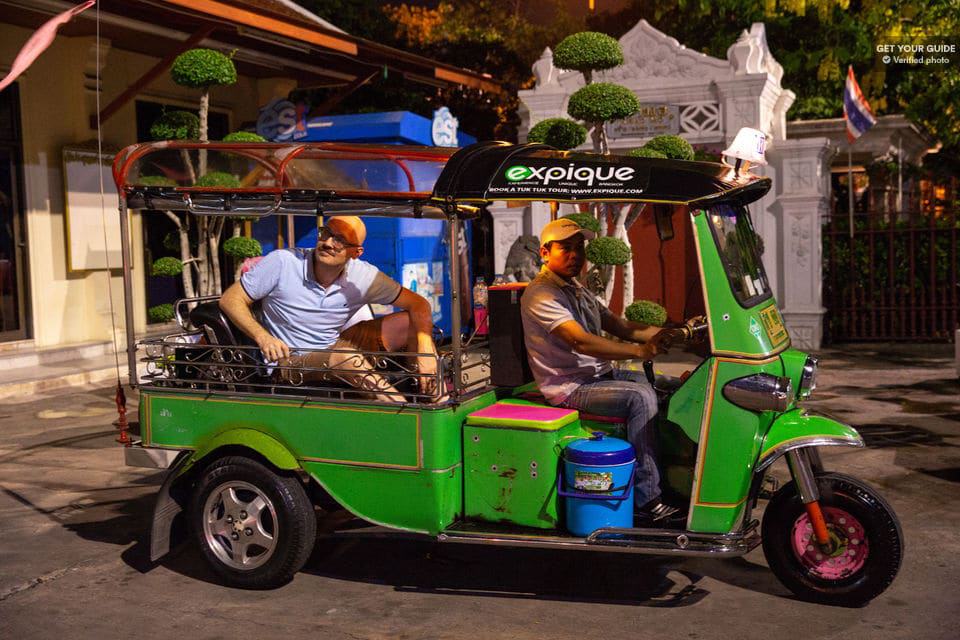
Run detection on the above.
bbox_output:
[848,144,855,239]
[117,195,138,387]
[897,133,903,213]
[448,210,462,398]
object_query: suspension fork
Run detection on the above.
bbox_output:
[786,448,831,548]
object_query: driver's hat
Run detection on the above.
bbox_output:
[539,218,596,249]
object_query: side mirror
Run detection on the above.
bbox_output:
[655,206,674,241]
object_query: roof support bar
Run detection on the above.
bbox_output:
[91,25,216,129]
[308,70,378,118]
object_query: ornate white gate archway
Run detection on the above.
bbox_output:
[501,20,834,349]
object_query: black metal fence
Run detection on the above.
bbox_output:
[823,207,958,342]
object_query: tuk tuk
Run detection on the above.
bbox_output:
[113,139,902,607]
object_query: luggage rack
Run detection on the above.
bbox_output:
[138,335,491,406]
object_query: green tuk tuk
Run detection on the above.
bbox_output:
[113,139,902,607]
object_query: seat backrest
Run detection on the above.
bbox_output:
[189,301,250,346]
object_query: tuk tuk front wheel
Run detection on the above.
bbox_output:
[761,472,902,607]
[191,456,316,589]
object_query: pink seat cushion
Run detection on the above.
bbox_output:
[466,402,578,430]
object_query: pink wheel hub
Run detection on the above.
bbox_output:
[791,506,869,580]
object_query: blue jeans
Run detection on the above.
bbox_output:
[561,369,660,507]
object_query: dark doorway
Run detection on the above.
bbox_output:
[0,84,28,341]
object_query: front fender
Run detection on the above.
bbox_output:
[756,409,863,473]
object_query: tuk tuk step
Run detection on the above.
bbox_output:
[436,519,761,558]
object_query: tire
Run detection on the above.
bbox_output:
[762,471,903,607]
[190,456,316,589]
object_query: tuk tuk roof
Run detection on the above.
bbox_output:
[112,141,771,218]
[434,141,772,207]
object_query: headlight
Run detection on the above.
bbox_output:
[799,356,818,399]
[722,374,792,413]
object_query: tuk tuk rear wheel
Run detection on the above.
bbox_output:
[761,472,902,607]
[191,456,316,589]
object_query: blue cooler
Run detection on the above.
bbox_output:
[559,433,636,536]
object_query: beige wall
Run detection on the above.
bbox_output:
[0,23,280,348]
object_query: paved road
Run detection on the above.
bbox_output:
[0,345,957,639]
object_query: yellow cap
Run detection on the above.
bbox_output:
[539,218,595,249]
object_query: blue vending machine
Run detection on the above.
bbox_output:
[252,109,476,340]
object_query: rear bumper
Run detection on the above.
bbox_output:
[124,443,184,469]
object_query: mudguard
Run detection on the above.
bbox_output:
[149,430,300,561]
[756,409,863,473]
[183,428,301,475]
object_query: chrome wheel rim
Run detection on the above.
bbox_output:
[202,481,278,571]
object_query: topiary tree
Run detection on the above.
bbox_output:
[641,134,694,161]
[144,48,249,316]
[222,131,266,143]
[224,236,263,280]
[566,83,639,154]
[560,213,601,234]
[149,111,199,142]
[170,48,237,160]
[625,300,667,327]
[585,236,631,266]
[528,118,587,150]
[627,147,667,159]
[148,303,175,324]
[551,30,641,306]
[553,32,623,84]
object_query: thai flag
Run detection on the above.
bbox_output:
[843,66,876,143]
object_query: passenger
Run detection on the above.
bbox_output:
[520,218,691,524]
[220,216,438,402]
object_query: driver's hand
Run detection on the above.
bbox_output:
[650,327,685,353]
[257,334,290,362]
[634,342,659,360]
[683,315,708,343]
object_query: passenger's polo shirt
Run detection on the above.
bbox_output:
[240,248,402,351]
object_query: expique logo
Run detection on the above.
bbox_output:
[504,163,635,186]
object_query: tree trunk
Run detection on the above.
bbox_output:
[583,69,593,85]
[196,216,210,296]
[209,217,223,295]
[164,211,196,299]
[612,205,633,310]
[198,88,209,177]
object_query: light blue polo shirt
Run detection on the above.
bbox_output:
[240,248,402,350]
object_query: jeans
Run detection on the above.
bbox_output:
[561,369,660,507]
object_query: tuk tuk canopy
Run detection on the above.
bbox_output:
[112,141,771,218]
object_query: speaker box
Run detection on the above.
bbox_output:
[488,283,533,387]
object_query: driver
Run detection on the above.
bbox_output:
[220,216,439,402]
[520,218,692,524]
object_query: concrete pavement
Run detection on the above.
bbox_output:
[0,343,957,639]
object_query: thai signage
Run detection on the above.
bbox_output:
[608,103,679,139]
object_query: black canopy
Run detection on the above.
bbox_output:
[431,141,771,207]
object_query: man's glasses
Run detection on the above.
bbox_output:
[317,226,359,250]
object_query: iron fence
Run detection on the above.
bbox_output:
[823,208,958,342]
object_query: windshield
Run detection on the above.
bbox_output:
[706,203,772,307]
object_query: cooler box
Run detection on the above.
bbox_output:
[488,283,532,387]
[464,400,587,529]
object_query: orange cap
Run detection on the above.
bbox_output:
[326,215,366,246]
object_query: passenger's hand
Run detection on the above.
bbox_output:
[256,334,290,362]
[417,355,439,397]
